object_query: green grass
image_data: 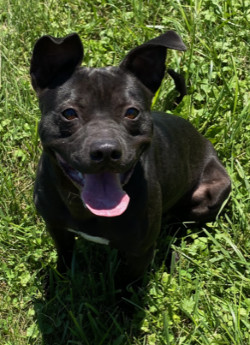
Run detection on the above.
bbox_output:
[0,0,249,344]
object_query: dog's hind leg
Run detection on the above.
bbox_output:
[175,155,231,223]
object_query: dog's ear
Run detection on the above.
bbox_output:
[30,33,83,93]
[120,30,186,93]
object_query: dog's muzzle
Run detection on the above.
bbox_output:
[56,154,135,217]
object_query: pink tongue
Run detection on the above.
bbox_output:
[81,172,130,217]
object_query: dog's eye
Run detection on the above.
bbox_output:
[125,107,139,120]
[62,108,78,121]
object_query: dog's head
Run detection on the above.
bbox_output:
[30,31,186,217]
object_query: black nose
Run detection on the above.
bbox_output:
[90,140,122,163]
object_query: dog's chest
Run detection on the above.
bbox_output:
[67,228,110,245]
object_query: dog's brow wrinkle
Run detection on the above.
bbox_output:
[84,68,121,102]
[86,67,117,78]
[84,68,95,77]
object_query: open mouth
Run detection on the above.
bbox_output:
[57,155,134,217]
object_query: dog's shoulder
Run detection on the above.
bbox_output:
[152,111,198,132]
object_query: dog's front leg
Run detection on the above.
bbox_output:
[114,245,155,289]
[46,224,75,273]
[116,200,162,287]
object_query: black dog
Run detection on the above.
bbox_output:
[30,31,231,285]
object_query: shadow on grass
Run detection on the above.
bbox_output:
[34,241,150,345]
[33,221,197,344]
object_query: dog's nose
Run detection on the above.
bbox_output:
[90,140,122,163]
